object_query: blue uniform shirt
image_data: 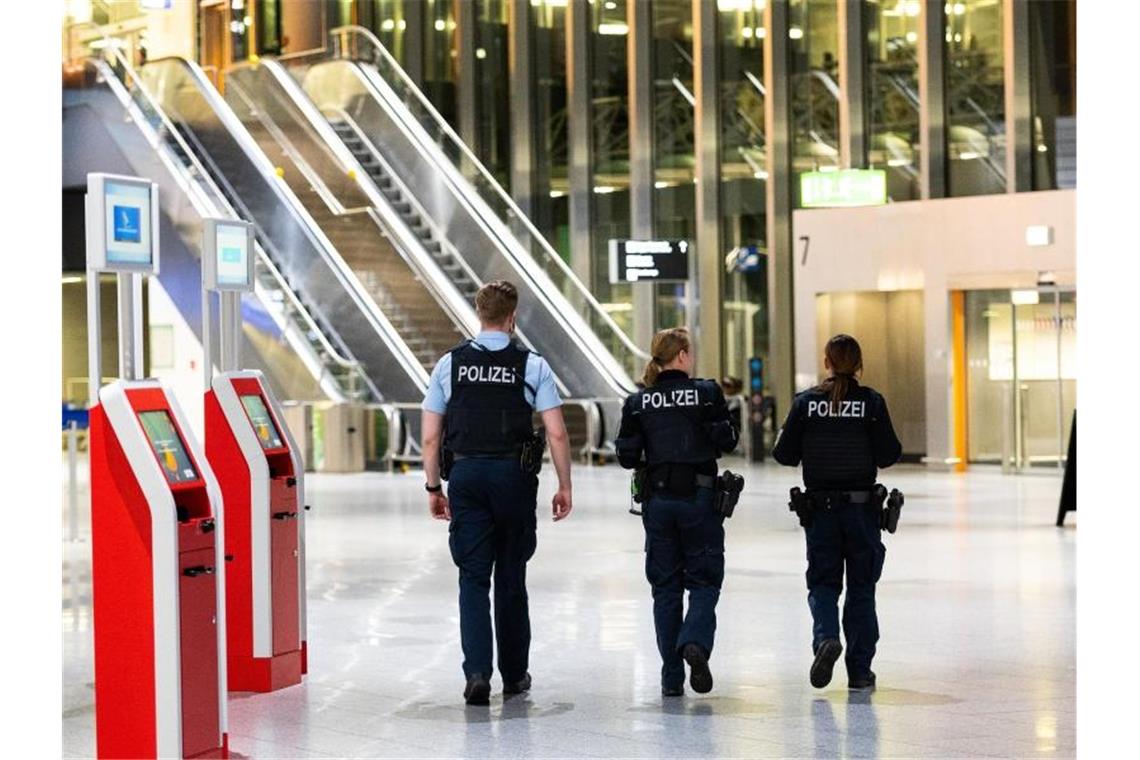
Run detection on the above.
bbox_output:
[422,331,562,414]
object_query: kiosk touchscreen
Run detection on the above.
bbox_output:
[89,382,228,759]
[206,371,307,693]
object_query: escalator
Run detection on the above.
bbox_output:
[221,61,477,374]
[64,51,367,406]
[294,26,642,429]
[135,56,432,404]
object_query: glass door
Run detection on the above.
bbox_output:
[964,288,1076,471]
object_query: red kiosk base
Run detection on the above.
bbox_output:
[90,381,229,759]
[206,371,308,694]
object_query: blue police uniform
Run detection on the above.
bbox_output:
[423,331,560,685]
[772,378,902,684]
[614,370,739,692]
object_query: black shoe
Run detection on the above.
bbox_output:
[503,673,532,696]
[848,671,877,690]
[661,685,684,697]
[464,674,491,705]
[681,644,713,694]
[810,639,843,689]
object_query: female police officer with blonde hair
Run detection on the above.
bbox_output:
[614,328,740,697]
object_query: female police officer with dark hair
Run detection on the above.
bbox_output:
[615,327,740,697]
[773,334,902,690]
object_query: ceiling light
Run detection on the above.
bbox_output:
[593,185,618,194]
[598,22,629,35]
[381,19,395,31]
[476,48,487,59]
[1011,290,1040,305]
[788,27,804,40]
[434,19,446,31]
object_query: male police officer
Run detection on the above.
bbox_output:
[421,280,573,706]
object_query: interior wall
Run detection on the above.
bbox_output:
[281,0,326,54]
[815,290,926,457]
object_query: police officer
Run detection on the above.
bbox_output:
[421,280,574,705]
[615,328,740,696]
[772,334,902,690]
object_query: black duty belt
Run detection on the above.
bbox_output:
[453,452,519,461]
[808,489,875,507]
[695,474,717,489]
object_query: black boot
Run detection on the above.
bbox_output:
[848,670,877,690]
[504,673,532,696]
[661,684,684,697]
[810,639,843,689]
[681,644,713,694]
[464,674,491,705]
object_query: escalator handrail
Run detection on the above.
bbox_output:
[147,55,431,391]
[328,24,649,364]
[93,51,368,388]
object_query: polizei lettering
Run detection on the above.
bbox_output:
[457,364,518,384]
[642,388,700,410]
[807,399,866,418]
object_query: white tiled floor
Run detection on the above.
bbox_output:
[63,459,1075,758]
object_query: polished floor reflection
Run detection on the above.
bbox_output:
[63,460,1075,758]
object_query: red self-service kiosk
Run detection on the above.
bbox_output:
[90,380,229,759]
[206,371,307,692]
[84,173,229,759]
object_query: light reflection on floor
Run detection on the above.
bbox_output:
[63,459,1075,758]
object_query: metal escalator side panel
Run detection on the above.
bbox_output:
[301,60,636,399]
[140,57,430,402]
[232,61,482,342]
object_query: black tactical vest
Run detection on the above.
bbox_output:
[634,376,720,465]
[798,383,880,489]
[444,341,533,456]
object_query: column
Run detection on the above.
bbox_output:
[837,0,866,169]
[629,0,656,348]
[509,0,537,219]
[693,0,722,377]
[764,0,794,413]
[1003,0,1032,192]
[566,0,593,286]
[918,0,946,198]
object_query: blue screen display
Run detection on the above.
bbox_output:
[113,205,141,243]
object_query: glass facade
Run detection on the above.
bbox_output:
[945,0,1006,197]
[651,0,695,330]
[474,1,511,187]
[589,0,633,337]
[171,0,1075,454]
[718,0,768,379]
[865,0,921,201]
[789,0,841,188]
[533,1,569,261]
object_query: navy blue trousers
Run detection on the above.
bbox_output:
[642,487,725,689]
[447,458,538,682]
[804,503,886,678]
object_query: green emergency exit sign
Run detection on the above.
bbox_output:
[800,169,887,208]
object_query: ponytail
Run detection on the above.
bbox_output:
[817,334,863,405]
[641,327,691,387]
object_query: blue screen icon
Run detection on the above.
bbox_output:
[113,205,141,243]
[221,247,242,263]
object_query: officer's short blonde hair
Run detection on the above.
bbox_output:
[475,280,519,325]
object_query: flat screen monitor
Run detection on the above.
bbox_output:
[240,394,285,451]
[213,221,253,289]
[138,410,199,484]
[103,180,154,268]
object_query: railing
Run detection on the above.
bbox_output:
[94,47,368,401]
[327,25,649,371]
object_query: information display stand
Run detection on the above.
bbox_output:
[85,173,229,759]
[199,218,309,692]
